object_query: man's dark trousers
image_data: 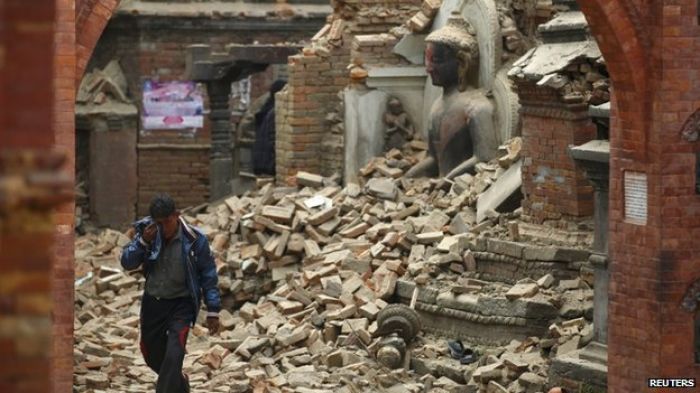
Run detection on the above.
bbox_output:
[140,293,195,393]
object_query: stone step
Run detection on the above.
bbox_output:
[550,346,608,390]
[579,342,608,364]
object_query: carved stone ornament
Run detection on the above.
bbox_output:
[680,109,700,142]
[681,279,700,312]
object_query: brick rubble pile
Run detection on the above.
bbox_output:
[74,139,595,393]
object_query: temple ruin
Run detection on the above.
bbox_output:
[2,0,699,393]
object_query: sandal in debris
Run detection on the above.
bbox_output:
[447,340,465,359]
[459,348,478,364]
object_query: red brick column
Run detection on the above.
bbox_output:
[517,82,596,222]
[0,1,61,392]
[49,0,121,390]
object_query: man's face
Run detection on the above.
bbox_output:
[154,213,179,240]
[425,43,459,88]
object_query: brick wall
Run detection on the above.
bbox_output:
[352,33,411,67]
[90,16,318,117]
[277,49,347,182]
[516,82,596,223]
[136,147,210,215]
[276,0,421,183]
[346,0,423,35]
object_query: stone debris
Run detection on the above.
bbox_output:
[509,10,610,107]
[505,281,539,300]
[408,311,593,392]
[77,60,131,107]
[74,139,595,392]
[537,273,555,289]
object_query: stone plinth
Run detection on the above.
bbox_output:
[570,138,610,343]
[555,131,611,392]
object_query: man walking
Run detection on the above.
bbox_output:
[121,194,221,393]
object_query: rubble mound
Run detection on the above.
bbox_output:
[74,138,594,392]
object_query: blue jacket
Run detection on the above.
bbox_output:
[121,216,221,317]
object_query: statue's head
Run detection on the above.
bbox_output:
[387,97,403,115]
[425,12,478,91]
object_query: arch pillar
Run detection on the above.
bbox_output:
[577,0,700,389]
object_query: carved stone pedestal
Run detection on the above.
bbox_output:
[208,80,235,200]
[551,113,611,392]
[551,342,607,392]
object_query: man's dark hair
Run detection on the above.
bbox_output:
[149,193,176,219]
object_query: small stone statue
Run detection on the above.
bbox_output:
[406,12,499,179]
[383,97,416,151]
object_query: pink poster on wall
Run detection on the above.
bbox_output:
[142,80,204,130]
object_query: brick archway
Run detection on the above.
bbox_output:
[76,0,121,84]
[578,1,651,159]
[577,0,700,390]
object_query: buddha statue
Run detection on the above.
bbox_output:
[406,13,499,179]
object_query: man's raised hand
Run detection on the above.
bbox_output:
[142,223,157,244]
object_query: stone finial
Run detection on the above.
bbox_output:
[425,11,478,56]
